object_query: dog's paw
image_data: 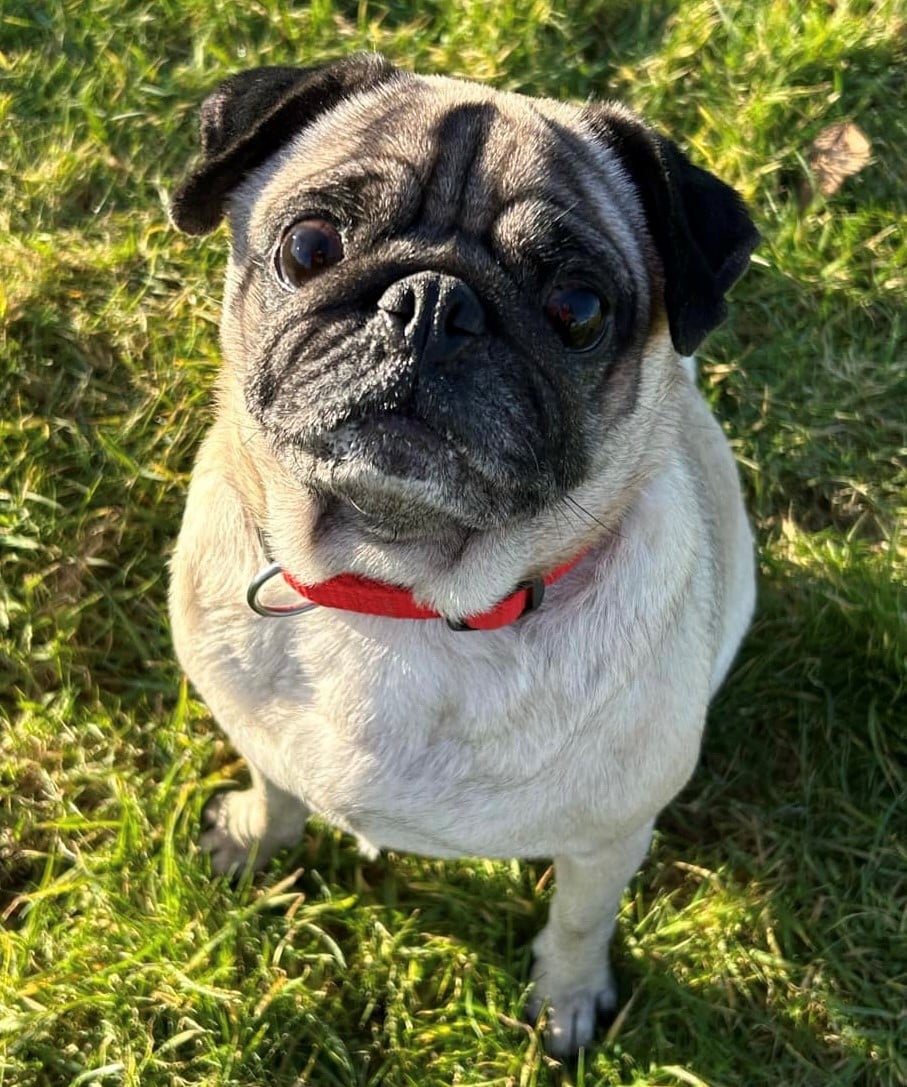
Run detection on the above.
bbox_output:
[199,788,289,875]
[527,954,617,1058]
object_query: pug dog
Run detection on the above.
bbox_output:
[168,53,758,1057]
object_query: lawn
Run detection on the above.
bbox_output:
[1,0,905,1084]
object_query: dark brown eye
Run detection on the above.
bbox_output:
[277,218,343,287]
[544,284,608,351]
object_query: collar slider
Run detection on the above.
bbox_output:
[445,576,545,632]
[247,562,319,618]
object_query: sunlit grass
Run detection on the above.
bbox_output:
[1,1,905,1084]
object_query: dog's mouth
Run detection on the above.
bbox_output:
[304,413,459,479]
[286,412,509,542]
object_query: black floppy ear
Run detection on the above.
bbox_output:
[170,53,401,235]
[584,108,759,355]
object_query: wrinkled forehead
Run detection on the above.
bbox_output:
[242,74,643,249]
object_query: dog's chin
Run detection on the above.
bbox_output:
[284,416,511,545]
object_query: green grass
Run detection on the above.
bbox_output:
[1,0,905,1083]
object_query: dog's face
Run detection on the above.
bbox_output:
[172,55,757,547]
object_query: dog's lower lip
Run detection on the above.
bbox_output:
[333,494,470,544]
[299,413,457,466]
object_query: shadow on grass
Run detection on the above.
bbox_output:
[224,541,905,1083]
[627,545,906,1082]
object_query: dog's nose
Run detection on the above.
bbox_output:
[377,272,485,366]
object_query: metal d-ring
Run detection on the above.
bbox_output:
[246,562,319,618]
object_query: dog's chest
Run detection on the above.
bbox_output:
[222,601,700,859]
[254,621,567,854]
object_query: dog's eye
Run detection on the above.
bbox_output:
[543,285,608,351]
[277,219,343,287]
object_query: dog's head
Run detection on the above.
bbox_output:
[172,54,757,551]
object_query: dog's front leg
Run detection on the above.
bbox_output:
[528,820,654,1056]
[199,763,309,875]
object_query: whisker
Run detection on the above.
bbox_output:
[562,494,623,540]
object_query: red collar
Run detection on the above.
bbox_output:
[247,551,587,630]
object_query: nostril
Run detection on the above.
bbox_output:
[377,282,417,325]
[444,288,485,338]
